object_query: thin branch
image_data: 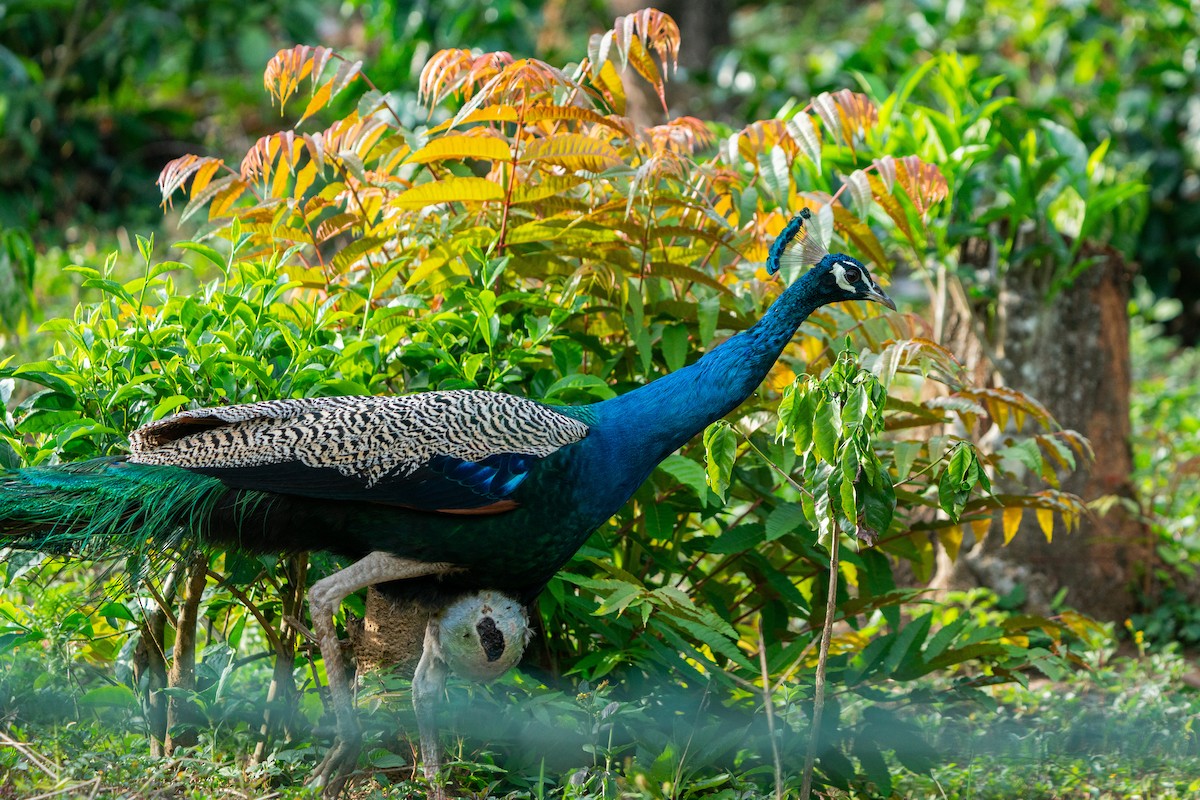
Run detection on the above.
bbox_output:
[800,529,840,800]
[758,621,785,800]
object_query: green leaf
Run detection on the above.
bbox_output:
[937,444,976,522]
[882,612,932,679]
[642,500,675,539]
[703,420,737,502]
[813,395,840,463]
[543,374,617,401]
[176,241,227,271]
[765,502,807,541]
[841,382,869,432]
[98,602,136,623]
[660,323,689,372]
[891,440,922,482]
[860,470,895,539]
[658,454,708,499]
[782,383,816,452]
[80,685,136,709]
[707,523,764,554]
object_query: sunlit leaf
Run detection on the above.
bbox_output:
[1002,506,1023,544]
[703,420,737,502]
[391,177,504,209]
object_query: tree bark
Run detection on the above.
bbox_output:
[251,554,307,765]
[934,241,1153,621]
[350,587,438,677]
[165,552,209,752]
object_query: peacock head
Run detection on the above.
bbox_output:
[766,208,896,311]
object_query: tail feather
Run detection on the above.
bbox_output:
[0,458,232,562]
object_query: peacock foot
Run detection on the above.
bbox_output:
[308,731,362,798]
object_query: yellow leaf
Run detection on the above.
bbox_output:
[768,364,795,393]
[524,105,631,134]
[833,206,887,272]
[510,175,587,204]
[970,517,991,544]
[209,182,246,219]
[301,79,333,124]
[937,525,963,562]
[406,256,447,288]
[407,135,512,164]
[391,176,504,209]
[594,59,626,115]
[1002,506,1023,544]
[270,158,292,198]
[522,134,623,173]
[1036,507,1054,542]
[625,33,662,94]
[294,160,318,199]
[434,105,519,132]
[190,159,222,200]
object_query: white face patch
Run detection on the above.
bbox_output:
[831,261,858,293]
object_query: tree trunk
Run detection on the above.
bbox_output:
[165,552,208,752]
[252,554,307,765]
[350,587,439,677]
[934,241,1153,621]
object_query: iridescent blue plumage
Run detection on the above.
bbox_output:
[767,207,811,275]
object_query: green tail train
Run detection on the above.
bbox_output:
[0,458,232,566]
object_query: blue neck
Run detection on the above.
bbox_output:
[591,269,826,472]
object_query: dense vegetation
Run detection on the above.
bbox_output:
[1,2,1197,798]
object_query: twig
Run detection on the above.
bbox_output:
[758,622,784,800]
[22,775,99,800]
[800,527,840,800]
[0,727,59,779]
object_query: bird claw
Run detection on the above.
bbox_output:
[308,734,362,798]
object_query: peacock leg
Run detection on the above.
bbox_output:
[306,551,456,798]
[413,617,449,800]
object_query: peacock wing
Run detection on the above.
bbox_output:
[127,391,589,512]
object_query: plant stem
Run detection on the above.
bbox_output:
[759,621,784,800]
[800,529,840,800]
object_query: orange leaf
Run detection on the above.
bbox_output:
[895,155,949,216]
[157,154,225,204]
[263,45,331,109]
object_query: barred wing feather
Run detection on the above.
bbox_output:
[128,391,589,511]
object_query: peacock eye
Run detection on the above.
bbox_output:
[845,267,861,283]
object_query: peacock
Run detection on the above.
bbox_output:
[0,208,894,796]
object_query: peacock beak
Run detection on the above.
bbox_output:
[866,284,897,311]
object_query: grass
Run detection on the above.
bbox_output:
[1,641,1197,800]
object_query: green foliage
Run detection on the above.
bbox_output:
[730,0,1193,333]
[890,636,1200,800]
[777,351,897,549]
[0,0,321,235]
[0,9,1098,796]
[1128,289,1200,647]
